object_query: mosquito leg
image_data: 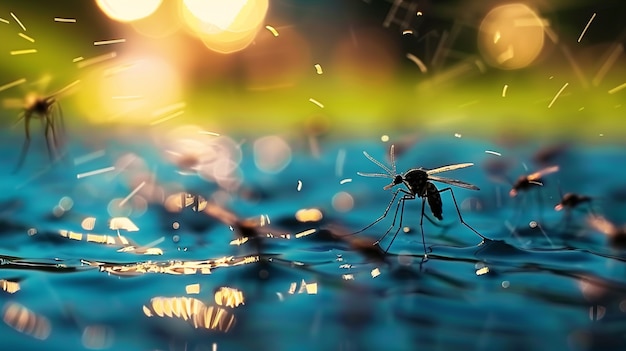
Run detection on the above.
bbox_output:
[13,115,32,173]
[419,197,428,258]
[47,113,60,157]
[54,102,65,149]
[439,187,488,241]
[380,198,404,252]
[349,188,410,236]
[380,194,415,252]
[375,194,404,245]
[534,221,555,248]
[42,116,55,161]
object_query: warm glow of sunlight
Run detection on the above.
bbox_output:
[96,0,163,22]
[182,0,248,31]
[181,0,269,53]
[81,56,182,123]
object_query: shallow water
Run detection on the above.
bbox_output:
[1,129,626,351]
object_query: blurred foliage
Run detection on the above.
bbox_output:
[0,0,624,140]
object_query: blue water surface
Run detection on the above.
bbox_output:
[1,127,626,351]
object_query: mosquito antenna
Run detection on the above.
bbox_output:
[389,144,397,176]
[357,172,393,178]
[361,150,395,177]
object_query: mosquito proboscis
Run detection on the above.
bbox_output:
[351,145,486,258]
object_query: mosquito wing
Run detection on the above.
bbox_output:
[426,163,474,175]
[428,175,479,190]
[527,165,559,181]
[587,215,617,236]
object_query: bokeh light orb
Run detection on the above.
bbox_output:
[160,125,243,191]
[131,0,182,38]
[478,3,545,70]
[253,135,291,174]
[96,0,163,22]
[180,0,269,53]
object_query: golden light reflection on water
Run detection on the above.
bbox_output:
[164,193,208,212]
[2,302,51,340]
[295,208,323,222]
[0,280,20,294]
[59,229,164,255]
[83,255,259,277]
[214,287,245,308]
[143,296,236,332]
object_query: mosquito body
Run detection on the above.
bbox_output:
[555,192,592,212]
[509,166,559,197]
[13,93,65,172]
[353,145,486,257]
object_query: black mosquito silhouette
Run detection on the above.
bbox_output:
[509,166,559,197]
[554,190,595,231]
[13,93,65,172]
[555,192,593,212]
[352,145,487,257]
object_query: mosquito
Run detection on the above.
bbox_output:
[509,166,559,197]
[555,192,593,212]
[11,92,66,172]
[352,145,487,258]
[587,215,626,249]
[555,191,595,232]
[9,79,78,172]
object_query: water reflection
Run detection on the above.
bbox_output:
[143,296,236,332]
[2,302,51,340]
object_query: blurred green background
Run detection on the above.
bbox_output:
[0,0,624,140]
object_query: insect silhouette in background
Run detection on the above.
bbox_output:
[554,191,595,235]
[12,92,65,172]
[587,215,626,249]
[555,191,594,219]
[352,145,487,258]
[509,166,559,197]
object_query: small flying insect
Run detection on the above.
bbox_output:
[587,215,626,249]
[555,192,593,212]
[352,145,487,257]
[555,191,594,230]
[12,92,65,172]
[509,166,559,197]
